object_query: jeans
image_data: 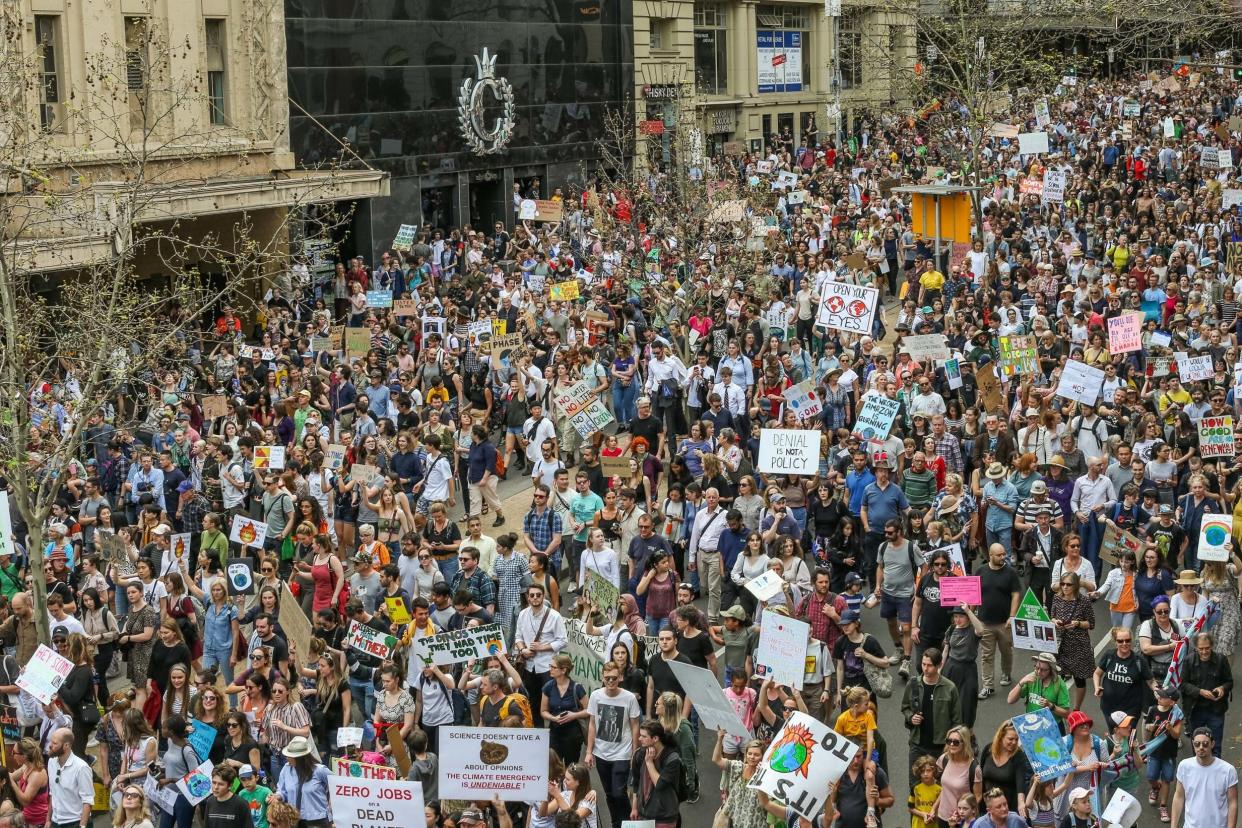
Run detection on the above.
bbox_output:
[1079,512,1105,580]
[1189,708,1225,757]
[596,757,631,828]
[159,793,195,828]
[789,506,807,535]
[985,525,1014,561]
[435,555,460,582]
[270,752,288,785]
[611,381,638,426]
[349,676,376,723]
[202,645,235,700]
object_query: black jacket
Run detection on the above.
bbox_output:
[628,746,682,821]
[1181,650,1233,717]
[57,663,96,723]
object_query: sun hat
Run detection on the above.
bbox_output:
[1174,569,1202,586]
[282,736,314,758]
[1066,710,1093,733]
[986,462,1006,480]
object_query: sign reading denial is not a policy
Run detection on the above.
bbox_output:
[757,429,817,475]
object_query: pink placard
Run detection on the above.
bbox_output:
[939,576,982,606]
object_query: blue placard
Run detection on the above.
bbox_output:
[188,718,218,763]
[1012,709,1072,781]
[365,290,393,308]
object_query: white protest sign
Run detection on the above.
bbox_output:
[337,726,364,748]
[1100,788,1142,827]
[1225,189,1242,210]
[175,759,214,806]
[438,727,550,801]
[1042,169,1066,203]
[902,334,949,361]
[1180,355,1214,382]
[1163,117,1176,137]
[345,619,399,660]
[1017,131,1050,155]
[254,445,286,470]
[1198,514,1233,562]
[0,491,13,560]
[412,624,507,666]
[566,619,608,693]
[1034,98,1050,127]
[16,644,73,704]
[667,660,751,740]
[757,429,817,476]
[852,393,901,441]
[781,379,823,420]
[817,282,878,334]
[745,570,786,602]
[755,611,810,689]
[329,777,425,828]
[747,712,859,821]
[1054,360,1105,406]
[773,171,799,190]
[228,515,268,549]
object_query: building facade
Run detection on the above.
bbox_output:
[4,0,384,284]
[634,0,916,164]
[285,0,635,257]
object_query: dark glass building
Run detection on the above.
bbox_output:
[286,0,634,256]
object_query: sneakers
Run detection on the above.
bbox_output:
[1160,806,1170,822]
[1148,791,1158,806]
[978,687,995,699]
[888,654,902,666]
[898,658,910,680]
[492,514,505,527]
[1000,674,1011,687]
[688,792,700,804]
[87,734,98,748]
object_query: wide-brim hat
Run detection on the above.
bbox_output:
[282,736,314,758]
[1047,455,1070,470]
[938,496,959,516]
[985,462,1006,479]
[1174,569,1202,586]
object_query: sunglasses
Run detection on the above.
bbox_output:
[1155,608,1170,614]
[1115,638,1132,644]
[945,738,963,746]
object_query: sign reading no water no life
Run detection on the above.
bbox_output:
[757,428,817,475]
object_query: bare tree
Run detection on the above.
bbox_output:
[0,5,362,644]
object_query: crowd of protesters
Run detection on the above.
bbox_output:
[3,66,1242,828]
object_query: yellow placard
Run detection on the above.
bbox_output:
[386,596,411,625]
[550,280,580,301]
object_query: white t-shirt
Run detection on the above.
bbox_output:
[1176,756,1238,828]
[587,688,641,762]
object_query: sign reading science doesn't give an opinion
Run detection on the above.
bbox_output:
[438,727,550,801]
[757,429,817,475]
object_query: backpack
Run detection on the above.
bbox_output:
[495,692,534,728]
[878,540,921,582]
[438,681,471,726]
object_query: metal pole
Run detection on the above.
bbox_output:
[934,196,942,273]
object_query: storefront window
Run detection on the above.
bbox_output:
[694,3,727,95]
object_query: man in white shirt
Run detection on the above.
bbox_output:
[521,401,558,466]
[415,435,455,514]
[1070,455,1117,579]
[688,487,729,625]
[644,340,689,457]
[1171,727,1238,828]
[513,582,568,700]
[46,726,94,828]
[586,661,642,828]
[712,367,748,420]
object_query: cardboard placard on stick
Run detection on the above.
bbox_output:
[201,395,228,420]
[976,363,1005,413]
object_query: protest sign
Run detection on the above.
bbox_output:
[945,359,963,390]
[1198,514,1233,562]
[976,363,1005,413]
[392,298,418,317]
[253,445,285,470]
[939,576,981,606]
[1011,589,1057,653]
[1042,168,1066,202]
[569,399,616,439]
[365,290,393,308]
[1100,789,1142,828]
[1107,313,1143,353]
[600,454,630,478]
[336,728,365,749]
[350,463,379,487]
[817,282,878,334]
[346,619,398,660]
[1198,415,1235,458]
[1055,360,1105,406]
[902,334,949,362]
[518,199,564,222]
[332,757,398,779]
[188,719,217,764]
[16,644,72,704]
[439,727,549,801]
[757,429,817,476]
[391,224,417,252]
[781,379,823,420]
[1019,177,1044,196]
[553,380,597,419]
[1017,131,1049,155]
[228,515,267,549]
[998,335,1038,376]
[1180,355,1214,382]
[329,777,424,828]
[1012,709,1072,780]
[225,558,255,596]
[582,569,621,613]
[755,611,810,689]
[384,596,411,625]
[747,712,859,821]
[345,327,371,356]
[773,170,799,190]
[1225,189,1242,210]
[1100,524,1143,567]
[707,200,747,223]
[169,533,190,565]
[309,335,333,354]
[852,393,901,441]
[566,619,607,693]
[667,661,751,740]
[279,583,314,661]
[145,772,178,815]
[175,759,214,806]
[323,444,347,471]
[745,569,786,602]
[422,317,446,339]
[328,325,344,350]
[411,623,506,667]
[550,281,580,302]
[201,394,228,420]
[990,123,1021,138]
[488,332,524,363]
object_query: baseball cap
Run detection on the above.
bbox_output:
[459,809,486,825]
[238,764,256,779]
[840,610,862,626]
[844,572,864,586]
[1030,480,1048,494]
[721,605,747,621]
[1159,504,1174,515]
[176,480,195,494]
[1068,787,1093,803]
[52,625,69,642]
[1110,711,1134,730]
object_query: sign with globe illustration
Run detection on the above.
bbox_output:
[1012,709,1072,780]
[1198,514,1233,562]
[748,712,858,821]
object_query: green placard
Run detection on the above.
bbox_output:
[1015,588,1051,622]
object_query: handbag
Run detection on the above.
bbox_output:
[861,634,894,699]
[280,535,296,561]
[712,806,731,828]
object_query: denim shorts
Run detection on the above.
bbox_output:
[879,592,912,622]
[1146,756,1175,782]
[506,426,524,435]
